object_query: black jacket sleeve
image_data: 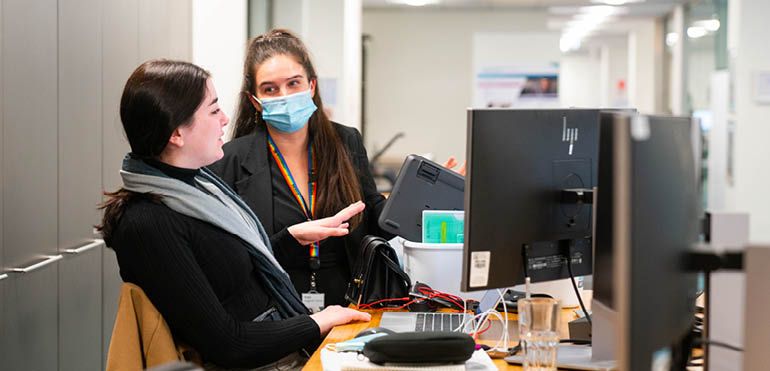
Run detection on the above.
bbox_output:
[113,203,320,368]
[344,127,395,240]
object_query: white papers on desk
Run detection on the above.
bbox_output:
[319,349,497,371]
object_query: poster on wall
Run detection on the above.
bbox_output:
[473,64,560,108]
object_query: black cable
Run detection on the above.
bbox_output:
[566,252,592,326]
[695,338,744,352]
[560,339,591,345]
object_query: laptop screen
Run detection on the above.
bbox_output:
[475,289,504,316]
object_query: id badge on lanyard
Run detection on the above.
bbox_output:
[268,136,324,312]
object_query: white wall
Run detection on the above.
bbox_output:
[724,0,770,242]
[560,35,629,110]
[363,9,550,163]
[687,41,716,111]
[668,5,685,115]
[599,35,630,108]
[628,18,665,114]
[560,48,602,108]
[192,0,247,140]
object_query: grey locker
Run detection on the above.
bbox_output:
[57,0,104,370]
[138,0,172,62]
[59,243,104,371]
[3,266,61,371]
[167,0,193,61]
[100,0,139,362]
[0,0,5,349]
[1,0,60,369]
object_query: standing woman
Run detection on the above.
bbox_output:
[100,59,369,369]
[209,29,393,310]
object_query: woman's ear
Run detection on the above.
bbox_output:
[247,92,262,112]
[168,127,184,148]
[310,79,316,99]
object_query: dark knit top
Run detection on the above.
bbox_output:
[109,160,321,369]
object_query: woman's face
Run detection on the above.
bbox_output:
[253,54,315,103]
[177,77,229,167]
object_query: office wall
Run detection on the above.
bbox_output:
[362,9,549,163]
[628,18,664,114]
[599,35,630,108]
[560,48,602,108]
[726,0,770,242]
[192,0,247,140]
[686,40,716,111]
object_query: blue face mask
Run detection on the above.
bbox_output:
[253,89,317,133]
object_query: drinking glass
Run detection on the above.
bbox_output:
[517,297,561,371]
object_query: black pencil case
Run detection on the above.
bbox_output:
[362,331,475,364]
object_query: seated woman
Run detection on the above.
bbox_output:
[98,59,369,369]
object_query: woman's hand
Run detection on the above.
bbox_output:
[310,305,371,336]
[442,156,466,176]
[287,201,366,246]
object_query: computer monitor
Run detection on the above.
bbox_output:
[461,109,599,292]
[593,112,699,370]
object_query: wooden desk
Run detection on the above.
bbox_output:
[303,302,585,370]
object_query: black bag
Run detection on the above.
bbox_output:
[345,235,411,307]
[363,332,476,364]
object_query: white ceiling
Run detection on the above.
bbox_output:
[363,0,688,45]
[363,0,684,18]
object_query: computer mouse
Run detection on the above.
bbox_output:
[354,326,396,338]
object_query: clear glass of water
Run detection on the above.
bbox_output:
[517,297,561,371]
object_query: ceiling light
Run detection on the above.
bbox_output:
[560,36,581,53]
[387,0,440,6]
[590,0,644,5]
[666,32,679,47]
[693,19,720,32]
[687,26,708,39]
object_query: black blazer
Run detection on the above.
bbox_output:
[209,122,393,272]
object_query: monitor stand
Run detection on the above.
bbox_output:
[505,299,618,370]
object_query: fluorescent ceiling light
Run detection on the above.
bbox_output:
[693,19,720,32]
[579,5,627,16]
[666,32,679,47]
[560,36,581,53]
[387,0,440,6]
[590,0,644,5]
[687,26,708,39]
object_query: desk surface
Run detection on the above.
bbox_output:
[303,295,588,370]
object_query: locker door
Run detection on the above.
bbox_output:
[1,0,60,369]
[57,0,104,370]
[0,0,5,349]
[100,0,138,363]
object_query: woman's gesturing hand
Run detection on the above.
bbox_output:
[287,201,366,246]
[309,305,371,336]
[442,156,466,176]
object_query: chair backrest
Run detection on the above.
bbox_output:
[106,282,201,371]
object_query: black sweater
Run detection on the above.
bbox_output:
[109,162,321,368]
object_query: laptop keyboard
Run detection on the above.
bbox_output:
[414,313,465,332]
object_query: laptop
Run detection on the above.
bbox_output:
[379,289,502,333]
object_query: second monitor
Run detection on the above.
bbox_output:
[461,109,599,292]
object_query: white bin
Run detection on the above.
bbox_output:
[402,241,485,301]
[401,241,585,307]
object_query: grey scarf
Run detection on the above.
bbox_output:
[120,154,309,318]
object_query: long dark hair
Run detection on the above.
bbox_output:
[233,29,362,227]
[97,59,211,244]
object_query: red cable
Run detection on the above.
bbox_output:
[357,287,480,313]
